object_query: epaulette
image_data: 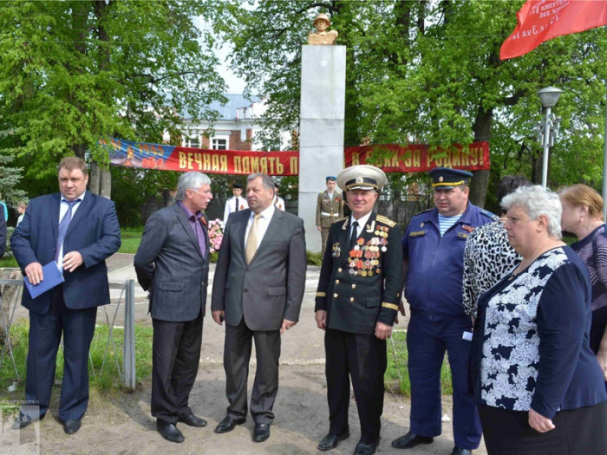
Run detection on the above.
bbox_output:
[334,216,347,227]
[376,215,396,228]
[480,209,499,221]
[414,208,433,216]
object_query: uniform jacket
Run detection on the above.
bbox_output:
[211,208,307,331]
[223,196,248,225]
[315,212,404,334]
[274,196,286,211]
[316,190,344,227]
[11,191,121,314]
[402,203,497,318]
[134,203,210,322]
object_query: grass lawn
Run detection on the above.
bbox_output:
[0,321,154,411]
[385,331,453,397]
[119,227,144,254]
[0,257,18,268]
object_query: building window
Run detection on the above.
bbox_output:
[212,138,227,150]
[190,136,200,148]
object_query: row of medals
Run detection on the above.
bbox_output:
[348,227,389,277]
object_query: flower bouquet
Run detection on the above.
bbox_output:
[208,219,224,253]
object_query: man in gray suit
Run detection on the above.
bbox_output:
[134,172,213,444]
[211,172,306,443]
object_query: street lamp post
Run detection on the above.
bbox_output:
[537,87,563,188]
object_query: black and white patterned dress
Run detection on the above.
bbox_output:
[462,221,521,317]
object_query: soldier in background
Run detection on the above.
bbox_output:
[316,176,344,253]
[223,183,248,225]
[273,182,286,211]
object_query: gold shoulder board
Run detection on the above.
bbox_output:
[376,215,396,228]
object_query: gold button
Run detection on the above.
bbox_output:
[335,280,340,284]
[397,292,400,297]
[333,293,338,298]
[350,297,354,302]
[352,284,356,289]
[338,268,342,273]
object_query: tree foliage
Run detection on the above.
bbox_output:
[204,0,607,209]
[0,0,226,184]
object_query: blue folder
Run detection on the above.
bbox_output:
[24,261,65,299]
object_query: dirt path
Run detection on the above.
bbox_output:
[4,254,487,454]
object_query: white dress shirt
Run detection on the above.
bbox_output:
[245,204,276,249]
[350,211,372,239]
[223,196,249,225]
[57,191,86,271]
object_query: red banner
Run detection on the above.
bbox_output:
[344,143,490,173]
[501,0,607,60]
[103,138,299,176]
[104,138,489,175]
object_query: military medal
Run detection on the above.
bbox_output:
[332,242,341,258]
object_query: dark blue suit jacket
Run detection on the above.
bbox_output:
[11,191,121,314]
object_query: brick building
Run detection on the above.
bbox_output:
[167,94,291,151]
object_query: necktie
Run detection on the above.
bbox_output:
[194,215,207,258]
[55,199,80,261]
[350,221,359,250]
[235,197,239,212]
[245,214,262,264]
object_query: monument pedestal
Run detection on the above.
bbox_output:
[298,45,347,252]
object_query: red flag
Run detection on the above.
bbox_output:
[500,0,607,60]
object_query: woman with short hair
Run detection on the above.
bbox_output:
[559,184,607,386]
[470,185,607,454]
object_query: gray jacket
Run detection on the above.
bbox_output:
[211,208,306,331]
[134,203,210,322]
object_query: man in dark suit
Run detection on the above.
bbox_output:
[211,172,306,443]
[11,157,121,434]
[315,165,403,455]
[134,172,212,444]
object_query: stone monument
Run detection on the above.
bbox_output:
[299,15,346,252]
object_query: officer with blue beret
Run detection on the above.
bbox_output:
[393,167,497,455]
[315,165,403,455]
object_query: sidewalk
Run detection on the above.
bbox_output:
[7,253,487,454]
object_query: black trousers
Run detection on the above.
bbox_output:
[152,311,203,426]
[478,401,607,455]
[325,329,387,444]
[23,287,97,422]
[224,319,281,424]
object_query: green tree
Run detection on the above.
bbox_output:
[0,0,226,196]
[204,0,607,208]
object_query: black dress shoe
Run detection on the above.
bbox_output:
[451,447,472,455]
[253,423,270,443]
[157,423,184,443]
[178,414,207,427]
[391,431,434,449]
[353,440,379,455]
[214,416,246,434]
[318,430,350,451]
[62,419,81,435]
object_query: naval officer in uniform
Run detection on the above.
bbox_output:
[315,165,403,455]
[223,183,248,225]
[316,176,344,253]
[394,168,497,455]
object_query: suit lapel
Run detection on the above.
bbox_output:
[175,204,204,260]
[50,193,61,244]
[201,214,209,262]
[338,217,351,267]
[249,209,283,265]
[64,191,92,239]
[233,209,250,259]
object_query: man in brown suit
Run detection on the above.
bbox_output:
[316,176,344,253]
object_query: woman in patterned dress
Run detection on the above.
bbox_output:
[559,184,607,388]
[470,185,607,454]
